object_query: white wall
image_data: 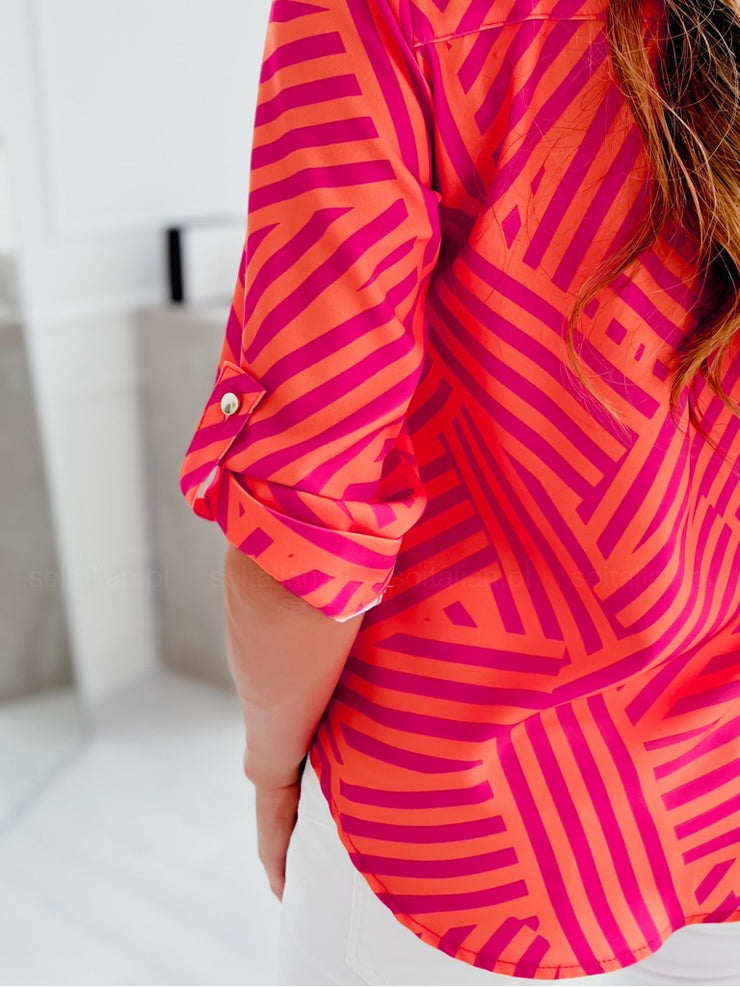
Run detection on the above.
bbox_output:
[0,0,270,704]
[33,0,262,235]
[0,145,17,252]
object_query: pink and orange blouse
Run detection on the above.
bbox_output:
[180,0,740,977]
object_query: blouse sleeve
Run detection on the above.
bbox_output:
[179,0,441,621]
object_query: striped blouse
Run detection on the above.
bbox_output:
[179,0,740,978]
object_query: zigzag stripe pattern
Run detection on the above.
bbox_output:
[179,0,740,977]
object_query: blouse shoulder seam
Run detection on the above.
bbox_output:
[412,13,607,49]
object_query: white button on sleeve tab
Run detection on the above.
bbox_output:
[220,392,240,416]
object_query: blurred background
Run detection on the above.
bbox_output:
[0,1,282,982]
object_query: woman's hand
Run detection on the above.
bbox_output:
[251,760,304,901]
[223,545,363,900]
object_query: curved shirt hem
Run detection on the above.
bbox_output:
[308,746,740,980]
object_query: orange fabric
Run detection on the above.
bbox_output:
[180,0,740,977]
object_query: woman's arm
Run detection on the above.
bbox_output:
[223,542,363,789]
[178,0,441,898]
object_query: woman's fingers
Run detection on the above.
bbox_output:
[254,778,302,901]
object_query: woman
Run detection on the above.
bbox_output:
[180,0,740,983]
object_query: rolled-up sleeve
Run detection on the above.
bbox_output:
[179,0,441,621]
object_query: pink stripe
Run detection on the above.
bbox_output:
[334,683,505,742]
[662,761,739,811]
[251,117,378,170]
[498,726,612,974]
[377,880,529,915]
[245,196,408,361]
[255,74,361,129]
[339,810,507,844]
[338,778,494,809]
[349,847,517,878]
[340,722,484,774]
[683,826,740,864]
[556,703,664,949]
[249,160,395,213]
[345,655,547,711]
[526,715,637,961]
[269,1,328,23]
[589,693,687,930]
[438,924,477,959]
[259,31,345,84]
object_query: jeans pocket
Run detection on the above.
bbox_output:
[635,922,740,983]
[343,867,511,987]
[345,868,390,986]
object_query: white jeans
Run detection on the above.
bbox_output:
[277,758,740,986]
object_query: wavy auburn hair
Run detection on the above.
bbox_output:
[563,0,740,449]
